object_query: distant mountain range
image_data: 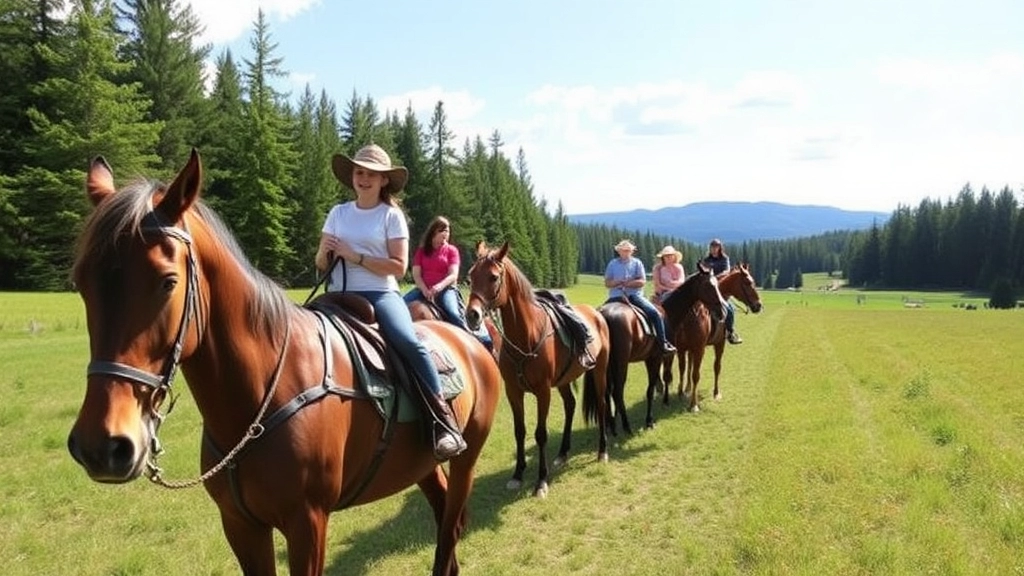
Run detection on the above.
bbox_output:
[568,201,890,243]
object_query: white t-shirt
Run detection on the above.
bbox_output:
[321,201,409,292]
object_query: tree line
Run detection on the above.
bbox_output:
[3,2,1019,298]
[843,184,1024,301]
[0,0,581,291]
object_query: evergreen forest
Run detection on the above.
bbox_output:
[1,1,1021,302]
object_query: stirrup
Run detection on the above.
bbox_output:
[433,428,467,461]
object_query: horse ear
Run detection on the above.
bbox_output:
[156,148,202,221]
[697,261,710,274]
[86,156,115,206]
[496,241,510,261]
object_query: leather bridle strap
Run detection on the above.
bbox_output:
[85,215,199,394]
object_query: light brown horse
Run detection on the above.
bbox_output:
[664,263,763,412]
[66,151,501,576]
[407,295,502,361]
[600,262,728,431]
[464,241,610,497]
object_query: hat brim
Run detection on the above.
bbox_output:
[332,154,409,195]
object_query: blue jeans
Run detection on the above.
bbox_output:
[354,290,441,396]
[726,301,736,332]
[625,293,669,343]
[403,286,469,331]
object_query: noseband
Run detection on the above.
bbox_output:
[468,256,505,314]
[87,212,199,393]
[84,211,201,468]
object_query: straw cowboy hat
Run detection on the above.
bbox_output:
[332,144,408,195]
[614,239,636,252]
[656,245,681,261]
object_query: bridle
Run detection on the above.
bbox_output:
[85,211,201,464]
[728,268,758,314]
[83,210,290,489]
[468,255,553,386]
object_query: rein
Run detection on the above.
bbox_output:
[84,212,295,489]
[471,257,554,391]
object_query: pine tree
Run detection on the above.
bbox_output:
[230,9,296,279]
[116,0,210,172]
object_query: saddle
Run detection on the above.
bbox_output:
[534,289,594,359]
[305,293,464,422]
[602,297,655,338]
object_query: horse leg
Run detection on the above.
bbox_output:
[612,355,633,436]
[689,350,705,413]
[281,507,330,576]
[418,466,466,576]
[660,354,674,402]
[644,357,660,429]
[533,388,553,498]
[713,345,725,400]
[505,387,528,491]
[220,511,276,575]
[554,383,576,468]
[593,366,610,463]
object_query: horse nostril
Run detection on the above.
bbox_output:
[109,435,135,468]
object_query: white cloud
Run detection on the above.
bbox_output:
[186,0,321,45]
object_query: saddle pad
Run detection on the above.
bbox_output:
[378,325,466,423]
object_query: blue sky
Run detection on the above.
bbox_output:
[188,0,1024,215]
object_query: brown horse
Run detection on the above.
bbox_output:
[664,263,763,412]
[599,262,728,431]
[407,295,502,361]
[464,241,610,497]
[66,151,501,576]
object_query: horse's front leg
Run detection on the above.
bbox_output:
[281,506,330,576]
[505,386,528,491]
[220,511,277,575]
[688,351,704,413]
[554,383,576,467]
[712,344,725,400]
[533,388,553,498]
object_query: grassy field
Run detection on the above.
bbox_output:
[1,275,1022,575]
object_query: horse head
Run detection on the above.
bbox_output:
[661,262,729,326]
[68,151,204,483]
[464,240,511,330]
[725,263,763,314]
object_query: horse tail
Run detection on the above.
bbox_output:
[582,368,598,425]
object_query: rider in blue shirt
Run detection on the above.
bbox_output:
[604,239,676,356]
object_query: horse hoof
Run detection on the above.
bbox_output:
[598,452,609,463]
[534,482,549,498]
[714,393,722,401]
[506,479,523,491]
[644,421,656,430]
[553,456,567,469]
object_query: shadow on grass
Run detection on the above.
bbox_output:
[321,417,658,575]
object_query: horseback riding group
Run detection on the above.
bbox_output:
[66,144,763,575]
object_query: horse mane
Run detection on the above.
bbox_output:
[73,179,292,336]
[489,249,537,306]
[660,269,703,309]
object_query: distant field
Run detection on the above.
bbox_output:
[1,279,1021,575]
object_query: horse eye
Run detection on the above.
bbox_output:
[162,275,178,293]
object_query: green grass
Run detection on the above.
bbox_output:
[1,279,1022,575]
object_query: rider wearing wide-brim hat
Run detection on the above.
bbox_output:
[604,239,677,356]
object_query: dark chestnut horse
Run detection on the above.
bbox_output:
[464,241,610,497]
[407,296,502,361]
[665,263,763,412]
[66,151,501,576]
[599,263,728,431]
